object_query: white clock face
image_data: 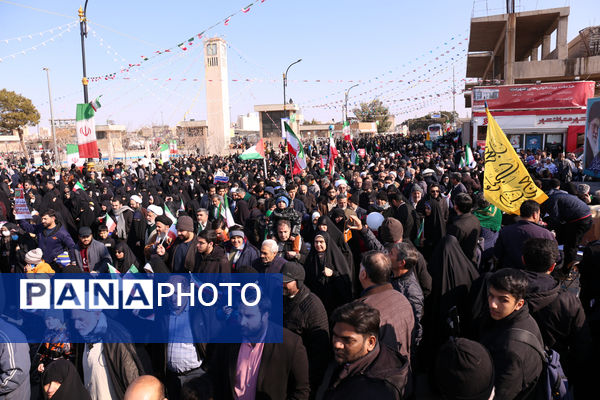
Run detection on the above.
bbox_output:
[207,44,217,55]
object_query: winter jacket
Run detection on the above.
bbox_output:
[283,285,330,391]
[478,305,543,400]
[391,271,424,348]
[360,283,415,361]
[194,245,231,274]
[252,255,287,274]
[316,344,410,400]
[19,220,77,265]
[524,270,592,390]
[0,320,30,400]
[75,239,112,272]
[359,227,431,297]
[542,189,591,228]
[224,240,260,270]
[494,220,556,269]
[74,318,147,400]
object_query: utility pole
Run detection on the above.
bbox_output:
[452,65,456,116]
[344,83,359,123]
[79,1,90,103]
[43,68,59,168]
[283,59,302,112]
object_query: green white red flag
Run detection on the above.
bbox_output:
[75,103,99,158]
[66,144,84,166]
[328,130,338,176]
[105,213,116,233]
[284,122,306,174]
[343,121,351,141]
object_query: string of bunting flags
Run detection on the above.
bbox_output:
[0,21,78,44]
[303,57,469,110]
[0,22,77,63]
[298,30,469,106]
[87,0,270,82]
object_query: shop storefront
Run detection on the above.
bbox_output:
[470,81,594,154]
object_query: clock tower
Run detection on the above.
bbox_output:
[204,37,230,155]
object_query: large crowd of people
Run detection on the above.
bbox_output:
[0,131,598,400]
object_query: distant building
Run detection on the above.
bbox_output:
[236,112,260,132]
[176,120,208,154]
[465,6,600,151]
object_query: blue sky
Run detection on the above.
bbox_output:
[0,0,596,131]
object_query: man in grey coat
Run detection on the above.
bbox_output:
[75,226,112,273]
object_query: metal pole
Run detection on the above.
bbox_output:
[283,59,302,112]
[43,68,59,168]
[282,59,302,154]
[79,1,89,103]
[344,84,359,123]
[452,65,456,117]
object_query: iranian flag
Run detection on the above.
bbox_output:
[328,130,338,176]
[164,205,177,224]
[319,156,327,175]
[107,264,120,277]
[169,140,177,154]
[75,103,99,158]
[167,223,178,242]
[239,139,265,160]
[343,121,351,141]
[66,144,84,166]
[219,196,235,227]
[73,181,85,191]
[160,143,170,162]
[105,213,116,233]
[465,144,476,168]
[284,122,306,174]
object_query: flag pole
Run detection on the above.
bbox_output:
[263,156,268,179]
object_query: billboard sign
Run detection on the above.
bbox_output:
[583,97,600,177]
[472,81,595,112]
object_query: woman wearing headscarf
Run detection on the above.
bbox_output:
[304,231,354,314]
[416,182,449,259]
[113,241,140,272]
[314,215,354,269]
[42,359,91,400]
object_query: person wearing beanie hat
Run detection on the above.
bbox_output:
[275,195,290,210]
[378,218,404,244]
[166,215,198,273]
[281,260,329,392]
[225,226,260,270]
[176,215,194,233]
[25,248,54,273]
[435,337,495,400]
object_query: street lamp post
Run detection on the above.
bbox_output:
[79,1,90,103]
[283,59,302,113]
[43,68,59,168]
[344,83,359,122]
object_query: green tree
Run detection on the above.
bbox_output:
[0,89,40,158]
[352,99,391,133]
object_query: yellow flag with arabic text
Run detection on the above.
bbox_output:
[483,108,548,214]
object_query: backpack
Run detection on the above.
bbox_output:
[509,328,572,400]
